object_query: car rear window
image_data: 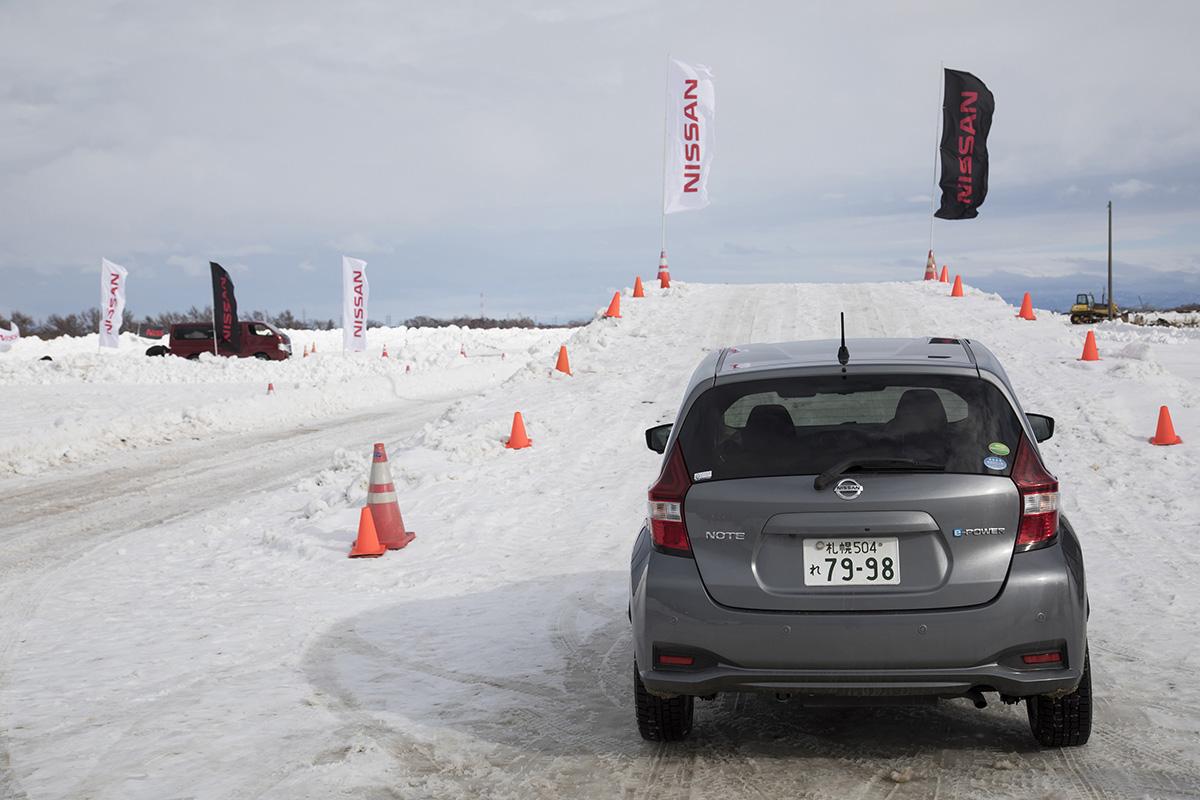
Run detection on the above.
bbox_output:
[677,373,1022,480]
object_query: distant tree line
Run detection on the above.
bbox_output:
[1,307,583,339]
[402,315,588,330]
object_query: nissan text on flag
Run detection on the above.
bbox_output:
[655,58,714,285]
[935,69,994,220]
[342,256,369,353]
[99,258,128,349]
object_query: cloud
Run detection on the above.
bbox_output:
[1,1,1199,319]
[1109,178,1154,198]
[165,255,209,279]
[329,233,395,256]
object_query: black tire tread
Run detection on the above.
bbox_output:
[1027,651,1092,747]
[634,663,694,741]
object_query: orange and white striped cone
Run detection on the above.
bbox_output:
[366,442,415,549]
[657,250,670,289]
[924,250,937,281]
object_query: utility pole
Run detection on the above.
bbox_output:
[1107,201,1114,315]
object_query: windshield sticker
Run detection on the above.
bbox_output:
[983,456,1007,471]
[693,470,713,481]
[988,442,1011,456]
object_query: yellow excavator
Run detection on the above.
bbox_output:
[1070,293,1121,324]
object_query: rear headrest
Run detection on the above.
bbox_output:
[890,389,948,432]
[744,404,795,437]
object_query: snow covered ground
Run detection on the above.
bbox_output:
[0,325,561,476]
[1,280,1198,799]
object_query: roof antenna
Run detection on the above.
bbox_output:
[837,312,850,366]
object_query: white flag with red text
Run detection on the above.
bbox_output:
[663,58,715,215]
[341,256,369,352]
[99,258,128,349]
[0,321,17,352]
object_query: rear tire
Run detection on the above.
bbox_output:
[1027,651,1092,747]
[634,662,693,741]
[253,352,270,360]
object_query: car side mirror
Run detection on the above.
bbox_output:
[645,423,673,454]
[1027,414,1054,442]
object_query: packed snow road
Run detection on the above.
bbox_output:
[2,281,1199,799]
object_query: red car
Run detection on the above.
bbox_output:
[150,321,293,360]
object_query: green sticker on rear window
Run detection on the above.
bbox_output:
[988,442,1010,456]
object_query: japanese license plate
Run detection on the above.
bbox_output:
[803,537,900,586]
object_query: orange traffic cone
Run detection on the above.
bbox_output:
[939,265,949,283]
[924,250,937,281]
[1080,331,1100,361]
[311,342,317,353]
[657,250,671,288]
[1149,406,1182,446]
[604,292,621,319]
[554,345,572,376]
[505,412,532,449]
[303,344,310,357]
[460,344,467,358]
[381,343,389,358]
[266,382,275,395]
[348,507,387,558]
[366,442,416,549]
[633,276,645,298]
[1017,292,1037,320]
[950,275,964,297]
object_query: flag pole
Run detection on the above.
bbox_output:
[928,61,944,252]
[659,54,670,265]
[211,302,218,357]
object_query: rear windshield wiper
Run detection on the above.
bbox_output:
[814,457,945,490]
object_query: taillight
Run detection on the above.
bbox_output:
[648,444,693,557]
[1012,436,1059,550]
[1021,651,1063,665]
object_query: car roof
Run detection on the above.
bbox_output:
[716,337,980,375]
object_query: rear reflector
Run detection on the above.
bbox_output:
[1012,436,1059,550]
[1021,651,1063,665]
[657,654,694,667]
[648,445,693,556]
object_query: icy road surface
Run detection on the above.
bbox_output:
[2,281,1199,799]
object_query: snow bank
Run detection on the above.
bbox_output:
[0,324,573,475]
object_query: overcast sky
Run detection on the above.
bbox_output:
[2,0,1198,322]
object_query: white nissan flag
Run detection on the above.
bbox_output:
[342,256,369,352]
[663,58,715,215]
[99,258,128,349]
[0,321,17,352]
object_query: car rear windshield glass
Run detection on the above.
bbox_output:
[678,373,1022,480]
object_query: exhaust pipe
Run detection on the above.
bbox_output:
[965,689,988,709]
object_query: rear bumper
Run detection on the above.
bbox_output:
[631,529,1087,699]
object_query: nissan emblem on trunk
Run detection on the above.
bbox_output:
[834,478,864,500]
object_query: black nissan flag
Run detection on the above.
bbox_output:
[209,261,240,351]
[935,69,994,220]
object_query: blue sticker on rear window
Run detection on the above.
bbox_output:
[983,456,1007,471]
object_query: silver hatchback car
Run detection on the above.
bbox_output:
[631,336,1090,747]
